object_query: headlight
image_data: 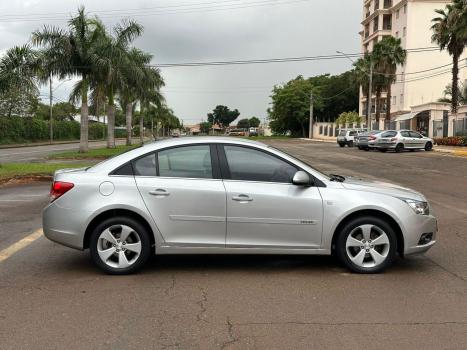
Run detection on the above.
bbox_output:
[403,199,429,215]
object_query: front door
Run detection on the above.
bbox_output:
[220,145,323,248]
[134,145,226,247]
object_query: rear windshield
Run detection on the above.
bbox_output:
[339,131,346,136]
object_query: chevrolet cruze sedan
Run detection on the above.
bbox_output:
[43,137,437,274]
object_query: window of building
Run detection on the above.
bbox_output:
[400,94,404,105]
[403,27,406,37]
[392,96,397,105]
[158,145,213,179]
[395,31,399,38]
[396,9,399,19]
[404,4,407,14]
[223,146,297,183]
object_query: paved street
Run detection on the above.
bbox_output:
[0,139,466,349]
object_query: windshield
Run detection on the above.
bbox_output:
[338,130,346,136]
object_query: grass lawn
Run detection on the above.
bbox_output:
[49,144,139,160]
[0,162,92,181]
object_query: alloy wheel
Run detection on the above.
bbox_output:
[345,224,390,268]
[97,225,142,269]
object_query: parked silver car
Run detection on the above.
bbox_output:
[355,130,383,151]
[43,137,437,274]
[376,130,434,152]
[337,129,366,147]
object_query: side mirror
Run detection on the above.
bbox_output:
[292,171,312,186]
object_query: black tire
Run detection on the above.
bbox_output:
[335,216,398,274]
[395,143,404,153]
[425,142,433,151]
[358,146,363,150]
[348,141,354,148]
[338,143,345,148]
[90,216,152,275]
[379,148,387,152]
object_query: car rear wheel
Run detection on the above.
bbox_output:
[348,141,354,147]
[90,216,151,275]
[425,142,433,151]
[335,216,397,273]
[395,143,404,153]
[338,143,345,148]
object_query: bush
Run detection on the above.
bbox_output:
[433,136,467,146]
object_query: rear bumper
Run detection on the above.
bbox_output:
[42,202,90,250]
[376,143,397,149]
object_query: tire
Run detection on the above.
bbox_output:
[364,147,370,151]
[379,148,387,152]
[425,142,433,151]
[338,143,345,148]
[90,216,152,275]
[395,143,404,153]
[335,216,397,274]
[348,141,354,148]
[358,146,363,150]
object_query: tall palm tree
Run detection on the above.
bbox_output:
[432,0,467,114]
[32,6,102,152]
[0,45,39,117]
[91,19,143,148]
[372,36,407,120]
[353,55,372,120]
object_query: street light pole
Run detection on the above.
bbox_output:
[49,74,53,144]
[367,60,373,131]
[309,92,313,139]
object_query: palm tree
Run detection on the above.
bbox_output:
[432,0,467,114]
[353,55,372,120]
[32,7,102,152]
[90,19,143,148]
[372,36,407,120]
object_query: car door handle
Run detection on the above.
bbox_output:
[149,189,170,196]
[232,194,253,202]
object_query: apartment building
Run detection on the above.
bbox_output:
[359,0,467,137]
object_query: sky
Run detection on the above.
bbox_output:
[0,0,361,125]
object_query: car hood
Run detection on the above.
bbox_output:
[341,177,426,201]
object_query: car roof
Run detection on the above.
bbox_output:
[90,137,268,173]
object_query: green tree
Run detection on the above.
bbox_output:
[372,36,407,120]
[432,0,467,113]
[236,118,250,129]
[200,121,211,134]
[0,45,40,117]
[249,116,261,127]
[438,82,467,105]
[207,105,240,128]
[32,7,103,152]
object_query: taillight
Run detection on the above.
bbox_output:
[50,181,74,202]
[369,136,376,140]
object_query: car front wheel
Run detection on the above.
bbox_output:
[335,216,397,273]
[90,216,152,275]
[425,142,433,151]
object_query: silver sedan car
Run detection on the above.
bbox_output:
[376,130,434,152]
[43,137,437,274]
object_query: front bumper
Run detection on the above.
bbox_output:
[403,214,437,256]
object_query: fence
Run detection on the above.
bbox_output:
[453,117,467,136]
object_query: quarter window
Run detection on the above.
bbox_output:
[133,153,156,176]
[223,146,297,183]
[158,145,213,179]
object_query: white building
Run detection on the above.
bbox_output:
[359,0,467,137]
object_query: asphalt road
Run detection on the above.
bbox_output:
[0,138,139,163]
[0,139,466,349]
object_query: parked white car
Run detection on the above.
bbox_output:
[337,129,367,147]
[375,130,434,152]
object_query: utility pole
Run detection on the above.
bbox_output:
[367,60,373,130]
[49,74,53,143]
[309,92,314,139]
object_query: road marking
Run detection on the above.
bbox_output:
[0,229,43,263]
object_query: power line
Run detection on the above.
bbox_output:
[0,0,312,22]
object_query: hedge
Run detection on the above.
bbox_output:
[0,117,127,144]
[433,136,467,146]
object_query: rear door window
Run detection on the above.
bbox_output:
[157,145,213,179]
[381,131,397,138]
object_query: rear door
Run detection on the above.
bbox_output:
[399,130,412,148]
[219,144,323,249]
[134,144,226,247]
